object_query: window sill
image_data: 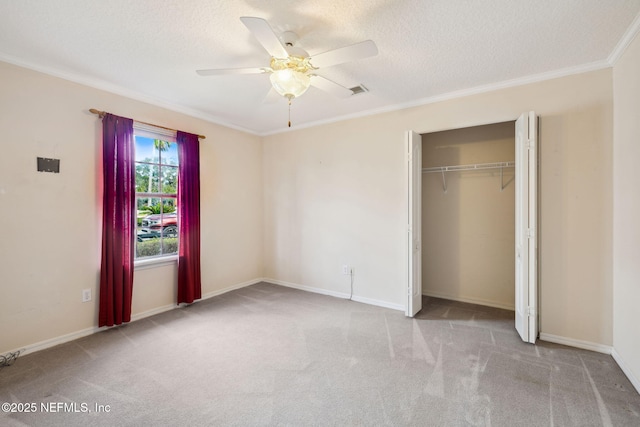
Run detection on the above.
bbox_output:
[134,255,178,270]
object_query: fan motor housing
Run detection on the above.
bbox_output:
[280,31,299,46]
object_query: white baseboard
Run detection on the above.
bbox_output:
[9,325,102,358]
[201,277,265,300]
[536,334,640,395]
[422,290,515,311]
[539,332,613,354]
[264,278,405,311]
[351,294,405,311]
[5,278,265,358]
[130,303,176,322]
[611,348,640,394]
[130,278,265,320]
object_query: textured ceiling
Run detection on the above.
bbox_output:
[1,0,639,135]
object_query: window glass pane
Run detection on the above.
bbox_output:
[137,197,151,221]
[135,163,159,193]
[138,195,157,212]
[135,197,179,258]
[135,164,159,193]
[136,236,162,258]
[162,165,179,194]
[153,139,172,164]
[160,211,179,242]
[163,142,178,166]
[162,236,179,255]
[160,199,178,244]
[135,136,159,163]
[137,197,161,212]
[162,198,177,213]
[136,197,163,258]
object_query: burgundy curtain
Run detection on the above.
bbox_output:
[177,131,202,304]
[99,114,135,327]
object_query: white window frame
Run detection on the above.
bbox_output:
[133,124,179,267]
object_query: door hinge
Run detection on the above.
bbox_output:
[528,306,537,317]
[527,138,536,150]
[527,227,536,239]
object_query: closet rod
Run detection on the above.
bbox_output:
[422,161,514,173]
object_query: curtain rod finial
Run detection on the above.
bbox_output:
[89,108,105,118]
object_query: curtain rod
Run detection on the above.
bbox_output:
[89,109,206,140]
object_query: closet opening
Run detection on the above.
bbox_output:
[406,113,538,343]
[422,121,516,311]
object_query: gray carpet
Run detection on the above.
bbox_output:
[1,282,638,426]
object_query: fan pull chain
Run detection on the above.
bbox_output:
[288,97,292,128]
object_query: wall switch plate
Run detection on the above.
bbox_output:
[82,289,91,302]
[342,265,350,275]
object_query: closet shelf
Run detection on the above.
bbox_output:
[422,161,514,173]
[422,161,515,193]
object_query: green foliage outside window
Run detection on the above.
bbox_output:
[136,237,178,258]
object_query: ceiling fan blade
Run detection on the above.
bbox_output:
[309,75,353,98]
[240,16,289,59]
[310,40,378,68]
[196,67,268,76]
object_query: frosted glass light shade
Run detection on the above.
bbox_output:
[270,69,310,98]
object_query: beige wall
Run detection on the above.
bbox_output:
[422,122,515,309]
[263,68,613,346]
[0,60,617,354]
[0,61,264,354]
[613,32,640,388]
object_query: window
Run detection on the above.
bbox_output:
[134,129,179,259]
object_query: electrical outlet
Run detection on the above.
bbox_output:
[82,289,92,303]
[342,265,350,275]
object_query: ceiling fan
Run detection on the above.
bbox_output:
[196,17,378,126]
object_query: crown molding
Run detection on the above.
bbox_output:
[0,53,260,136]
[608,11,640,65]
[0,51,613,138]
[262,60,610,136]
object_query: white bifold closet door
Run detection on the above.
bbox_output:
[406,130,422,317]
[515,111,538,343]
[406,113,538,345]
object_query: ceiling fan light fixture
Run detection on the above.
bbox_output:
[195,17,379,127]
[269,68,310,99]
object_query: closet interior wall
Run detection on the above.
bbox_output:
[422,121,516,310]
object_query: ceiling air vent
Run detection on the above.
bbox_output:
[349,85,369,95]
